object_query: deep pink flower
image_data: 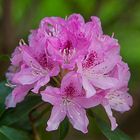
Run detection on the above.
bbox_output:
[12,44,60,93]
[41,72,102,133]
[40,14,102,70]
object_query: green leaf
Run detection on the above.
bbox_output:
[59,118,69,140]
[0,55,10,61]
[0,133,9,140]
[37,119,52,140]
[88,110,133,140]
[0,126,30,140]
[0,95,42,126]
[0,82,11,117]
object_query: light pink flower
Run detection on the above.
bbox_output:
[98,62,133,130]
[41,72,102,133]
[77,35,120,98]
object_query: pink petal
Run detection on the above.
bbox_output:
[84,16,103,40]
[125,92,133,107]
[22,47,41,68]
[41,86,62,105]
[40,16,65,29]
[47,38,62,60]
[49,62,60,76]
[67,14,85,32]
[11,52,22,66]
[32,76,50,93]
[98,35,120,55]
[91,16,103,35]
[5,85,32,108]
[61,72,83,97]
[103,104,118,131]
[73,94,103,109]
[67,102,89,133]
[116,62,130,88]
[68,14,85,23]
[61,62,75,70]
[11,46,23,66]
[29,28,47,49]
[82,76,96,98]
[91,74,118,89]
[92,55,120,75]
[13,68,40,85]
[46,104,66,131]
[106,90,133,112]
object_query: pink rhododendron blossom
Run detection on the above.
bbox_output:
[12,44,59,93]
[5,13,133,133]
[97,62,133,130]
[5,44,33,108]
[77,35,120,97]
[40,14,102,70]
[41,72,102,133]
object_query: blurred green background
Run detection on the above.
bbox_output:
[0,0,140,139]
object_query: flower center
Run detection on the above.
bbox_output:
[62,97,71,105]
[82,51,100,69]
[64,83,76,97]
[60,41,76,63]
[36,53,53,70]
[62,83,84,100]
[46,23,57,36]
[38,53,48,68]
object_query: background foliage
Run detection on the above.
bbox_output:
[0,0,140,139]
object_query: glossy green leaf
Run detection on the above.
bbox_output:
[0,95,42,126]
[59,118,69,140]
[0,82,11,117]
[0,126,30,140]
[37,119,52,140]
[88,110,133,140]
[0,133,10,140]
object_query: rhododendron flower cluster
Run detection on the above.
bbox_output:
[5,14,133,133]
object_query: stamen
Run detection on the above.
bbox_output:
[61,41,76,64]
[19,39,27,46]
[5,80,16,88]
[65,16,68,20]
[112,32,114,38]
[30,60,48,76]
